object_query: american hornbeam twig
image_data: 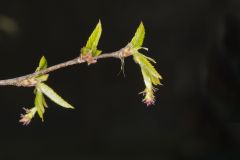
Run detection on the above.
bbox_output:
[1,21,162,125]
[0,45,132,87]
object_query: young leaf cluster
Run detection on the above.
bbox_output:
[130,22,162,106]
[80,21,102,64]
[20,57,74,125]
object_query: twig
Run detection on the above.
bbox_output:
[0,45,132,87]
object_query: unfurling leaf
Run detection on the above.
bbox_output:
[133,52,162,84]
[129,22,162,106]
[130,22,145,49]
[94,49,102,57]
[86,20,102,49]
[133,52,162,106]
[141,54,156,63]
[37,83,74,109]
[42,95,48,108]
[35,90,45,121]
[81,20,102,57]
[36,56,48,72]
[35,56,49,82]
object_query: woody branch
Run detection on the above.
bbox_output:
[0,44,132,87]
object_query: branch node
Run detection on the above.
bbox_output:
[79,52,97,65]
[120,44,133,58]
[16,77,39,87]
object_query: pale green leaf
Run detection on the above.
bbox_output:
[141,67,152,89]
[35,90,45,121]
[35,56,49,82]
[36,56,48,72]
[82,20,102,56]
[81,47,90,55]
[94,50,102,57]
[86,20,102,49]
[130,22,145,49]
[144,66,161,85]
[37,83,74,109]
[34,88,37,94]
[133,52,162,83]
[42,95,48,108]
[141,54,156,63]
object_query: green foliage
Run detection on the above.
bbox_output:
[133,52,162,85]
[130,22,162,105]
[37,83,74,109]
[35,56,49,82]
[130,22,145,49]
[34,56,49,121]
[81,21,102,57]
[36,56,47,72]
[20,56,74,125]
[34,89,46,121]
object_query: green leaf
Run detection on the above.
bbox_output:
[82,20,102,57]
[35,90,45,121]
[35,56,49,82]
[36,56,48,72]
[86,20,102,49]
[94,50,102,57]
[81,47,90,55]
[141,67,152,89]
[133,52,162,84]
[133,52,162,106]
[37,83,74,109]
[42,95,48,108]
[141,54,156,63]
[130,22,145,49]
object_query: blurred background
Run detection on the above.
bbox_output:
[0,0,239,159]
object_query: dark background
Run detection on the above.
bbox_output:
[0,0,239,159]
